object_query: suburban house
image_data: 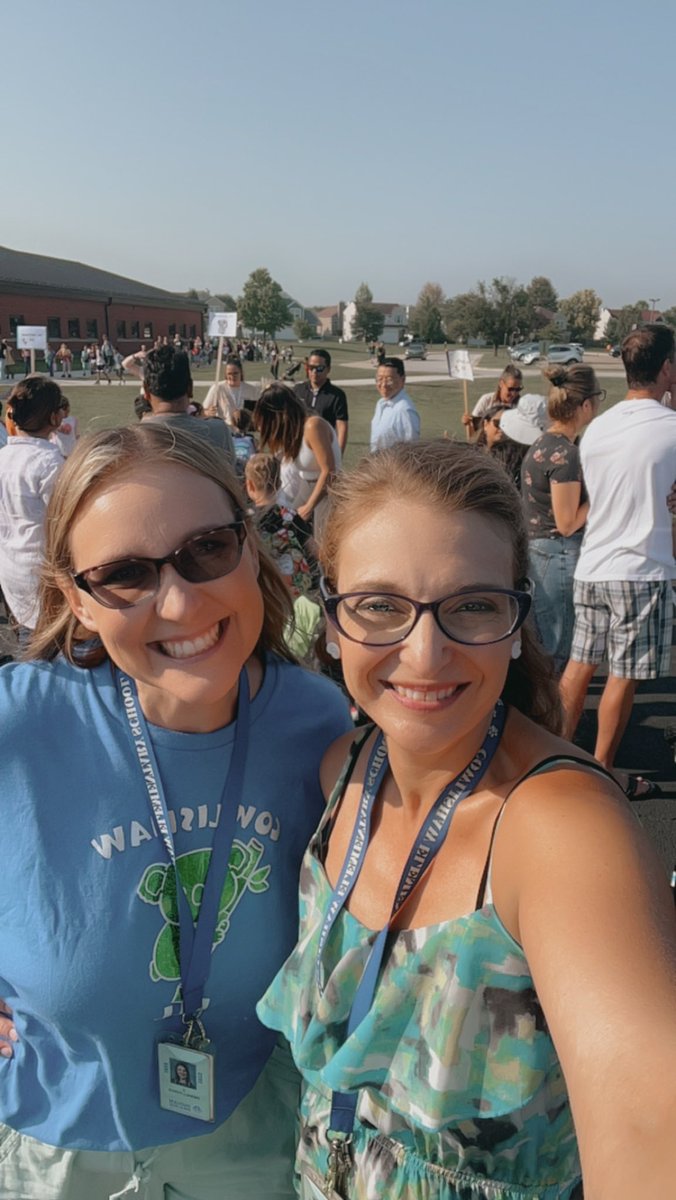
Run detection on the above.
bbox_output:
[276,292,320,341]
[342,301,409,343]
[0,245,204,351]
[595,306,664,342]
[314,303,345,338]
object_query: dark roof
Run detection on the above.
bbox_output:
[0,245,199,308]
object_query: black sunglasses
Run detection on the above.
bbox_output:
[72,520,247,610]
[308,364,328,372]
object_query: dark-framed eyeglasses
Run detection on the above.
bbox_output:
[504,386,522,395]
[308,363,328,372]
[586,389,606,403]
[320,579,532,647]
[72,520,247,610]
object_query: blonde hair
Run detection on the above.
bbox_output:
[543,364,597,422]
[28,423,295,667]
[321,439,562,733]
[244,452,281,496]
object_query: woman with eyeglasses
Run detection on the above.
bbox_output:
[0,423,350,1197]
[520,365,603,673]
[462,364,523,438]
[258,439,676,1200]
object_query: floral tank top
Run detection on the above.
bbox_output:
[257,735,588,1200]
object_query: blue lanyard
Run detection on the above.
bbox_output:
[117,669,250,1021]
[319,700,505,1138]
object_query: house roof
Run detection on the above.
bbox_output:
[0,245,199,308]
[373,302,403,315]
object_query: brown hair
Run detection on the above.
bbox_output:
[320,439,562,733]
[253,384,306,460]
[621,323,675,388]
[493,363,523,404]
[244,452,281,496]
[542,363,598,422]
[7,375,64,432]
[27,423,295,667]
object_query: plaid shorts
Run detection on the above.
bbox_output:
[570,579,673,678]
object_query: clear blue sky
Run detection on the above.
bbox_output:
[5,0,675,310]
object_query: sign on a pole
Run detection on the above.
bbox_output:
[208,312,238,339]
[446,349,474,381]
[16,325,47,351]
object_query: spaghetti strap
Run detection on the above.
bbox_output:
[475,754,618,909]
[315,724,374,850]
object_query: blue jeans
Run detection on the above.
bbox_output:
[528,533,583,673]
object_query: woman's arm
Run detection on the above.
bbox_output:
[550,479,589,536]
[493,771,676,1199]
[297,417,336,522]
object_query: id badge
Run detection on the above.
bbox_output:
[157,1039,215,1123]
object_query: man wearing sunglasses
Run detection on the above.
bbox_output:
[141,346,235,464]
[294,349,349,452]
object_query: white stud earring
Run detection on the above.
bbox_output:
[325,641,341,660]
[511,640,522,660]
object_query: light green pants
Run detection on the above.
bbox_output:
[0,1041,299,1200]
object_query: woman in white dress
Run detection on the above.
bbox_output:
[253,384,341,533]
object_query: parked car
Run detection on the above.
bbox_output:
[546,343,584,365]
[404,340,427,360]
[510,341,541,364]
[608,345,621,357]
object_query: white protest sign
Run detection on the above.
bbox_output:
[446,349,474,381]
[16,325,47,351]
[208,312,238,338]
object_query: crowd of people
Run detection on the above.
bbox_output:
[0,327,674,1199]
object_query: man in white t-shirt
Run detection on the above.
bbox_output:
[560,325,676,793]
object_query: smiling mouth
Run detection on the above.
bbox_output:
[389,683,464,703]
[157,621,223,660]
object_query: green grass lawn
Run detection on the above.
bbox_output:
[34,342,628,472]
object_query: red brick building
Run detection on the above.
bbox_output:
[0,246,204,352]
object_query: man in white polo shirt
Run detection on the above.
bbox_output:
[560,324,676,795]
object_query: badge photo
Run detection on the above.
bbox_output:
[157,1040,215,1123]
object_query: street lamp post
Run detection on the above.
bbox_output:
[648,297,661,323]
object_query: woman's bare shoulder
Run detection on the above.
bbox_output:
[319,726,373,801]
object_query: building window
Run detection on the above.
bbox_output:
[143,323,153,339]
[47,317,62,339]
[116,320,127,339]
[168,323,176,337]
[131,320,140,338]
[9,315,25,335]
[86,318,98,339]
[68,318,81,339]
[190,324,197,338]
[179,324,186,338]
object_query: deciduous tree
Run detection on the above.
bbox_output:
[411,282,446,343]
[238,269,292,338]
[559,289,602,344]
[351,282,384,341]
[293,317,315,340]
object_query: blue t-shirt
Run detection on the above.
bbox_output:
[0,654,351,1151]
